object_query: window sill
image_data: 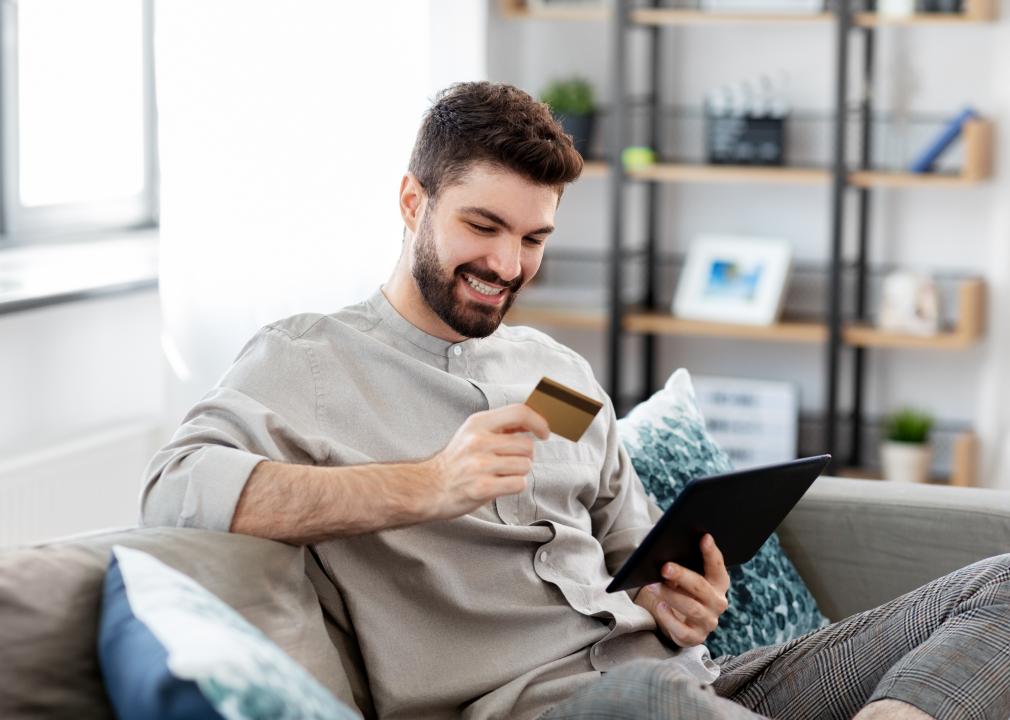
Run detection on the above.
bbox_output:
[0,229,159,316]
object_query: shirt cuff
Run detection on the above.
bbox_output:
[178,445,268,532]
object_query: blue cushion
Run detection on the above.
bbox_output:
[618,369,828,659]
[97,546,360,720]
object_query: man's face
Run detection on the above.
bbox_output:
[410,163,557,339]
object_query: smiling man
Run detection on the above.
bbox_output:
[390,163,553,342]
[142,83,1010,720]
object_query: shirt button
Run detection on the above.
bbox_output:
[539,551,548,562]
[453,346,462,356]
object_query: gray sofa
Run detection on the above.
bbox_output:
[2,476,1009,719]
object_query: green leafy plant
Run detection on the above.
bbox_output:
[884,408,933,444]
[540,78,595,116]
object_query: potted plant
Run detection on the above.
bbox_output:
[880,408,934,483]
[540,77,595,159]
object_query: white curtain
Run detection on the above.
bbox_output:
[155,1,486,420]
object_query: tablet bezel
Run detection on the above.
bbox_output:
[606,454,831,593]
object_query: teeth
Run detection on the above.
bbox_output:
[464,274,504,296]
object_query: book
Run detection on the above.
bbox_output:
[908,107,977,174]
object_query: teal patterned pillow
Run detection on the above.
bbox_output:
[618,369,828,659]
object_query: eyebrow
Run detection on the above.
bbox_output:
[459,206,554,237]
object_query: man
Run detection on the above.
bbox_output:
[143,82,1010,720]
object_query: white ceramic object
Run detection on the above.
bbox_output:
[878,271,941,336]
[881,441,933,483]
[878,0,917,16]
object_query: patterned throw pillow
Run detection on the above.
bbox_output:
[618,368,829,659]
[98,545,360,720]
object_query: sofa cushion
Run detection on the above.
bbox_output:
[99,546,358,719]
[618,368,829,659]
[0,527,360,719]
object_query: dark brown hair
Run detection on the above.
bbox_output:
[408,81,584,203]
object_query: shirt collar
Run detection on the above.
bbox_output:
[368,286,476,356]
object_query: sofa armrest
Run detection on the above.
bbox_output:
[778,476,1010,622]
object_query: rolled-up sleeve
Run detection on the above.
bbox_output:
[588,384,664,576]
[140,325,325,531]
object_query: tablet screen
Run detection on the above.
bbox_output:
[606,454,831,593]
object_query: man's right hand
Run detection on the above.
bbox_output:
[416,404,550,522]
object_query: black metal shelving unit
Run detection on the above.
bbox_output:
[606,0,851,463]
[501,0,992,482]
[602,0,991,471]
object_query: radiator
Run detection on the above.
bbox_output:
[0,421,166,549]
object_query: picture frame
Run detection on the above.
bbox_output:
[673,235,792,326]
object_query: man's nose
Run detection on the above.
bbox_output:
[485,237,523,284]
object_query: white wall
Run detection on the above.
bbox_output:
[0,291,163,456]
[156,1,486,419]
[487,4,1010,487]
[0,289,167,546]
[0,3,489,547]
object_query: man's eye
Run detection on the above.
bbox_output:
[469,223,495,234]
[524,237,545,246]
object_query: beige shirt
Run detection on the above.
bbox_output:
[141,288,718,720]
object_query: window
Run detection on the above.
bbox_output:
[0,0,158,245]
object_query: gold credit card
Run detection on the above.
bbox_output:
[524,377,604,442]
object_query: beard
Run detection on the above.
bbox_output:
[411,212,523,339]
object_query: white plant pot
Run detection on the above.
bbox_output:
[878,0,917,16]
[880,441,933,483]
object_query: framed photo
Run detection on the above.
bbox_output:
[673,235,792,326]
[692,375,799,470]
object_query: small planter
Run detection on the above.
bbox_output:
[880,441,933,484]
[554,112,594,159]
[878,0,917,16]
[541,78,596,159]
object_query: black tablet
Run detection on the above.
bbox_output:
[606,454,832,593]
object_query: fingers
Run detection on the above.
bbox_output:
[660,561,728,614]
[489,475,528,496]
[639,584,711,647]
[652,582,720,632]
[472,404,550,440]
[488,435,536,458]
[700,533,731,595]
[484,455,533,478]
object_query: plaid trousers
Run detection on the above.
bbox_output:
[539,554,1010,720]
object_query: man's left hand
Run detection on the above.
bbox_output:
[632,533,731,648]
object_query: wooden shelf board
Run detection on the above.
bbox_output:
[849,170,984,188]
[501,1,995,25]
[624,313,828,343]
[630,9,832,25]
[499,0,608,21]
[580,161,610,179]
[509,279,982,349]
[506,301,984,350]
[627,163,830,185]
[621,166,987,188]
[505,305,607,330]
[844,325,977,350]
[593,119,991,187]
[854,13,992,26]
[837,431,978,487]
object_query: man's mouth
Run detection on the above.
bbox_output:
[460,272,508,301]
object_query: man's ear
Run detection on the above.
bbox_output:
[399,173,426,234]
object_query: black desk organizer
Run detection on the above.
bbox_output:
[705,113,786,166]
